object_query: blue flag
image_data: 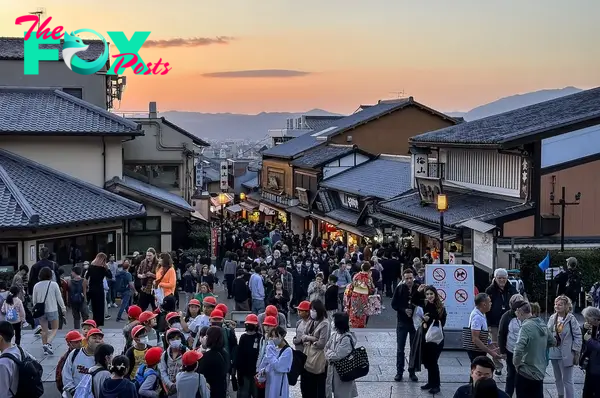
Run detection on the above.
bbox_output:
[538,252,550,272]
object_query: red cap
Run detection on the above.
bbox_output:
[166,328,183,340]
[215,303,228,316]
[86,328,104,339]
[296,301,311,311]
[145,347,163,367]
[82,319,97,328]
[202,296,217,307]
[127,305,143,320]
[265,305,278,317]
[210,309,224,320]
[166,312,180,323]
[263,315,278,327]
[131,325,146,338]
[188,299,201,307]
[65,330,84,342]
[245,314,259,325]
[182,350,203,366]
[139,311,158,324]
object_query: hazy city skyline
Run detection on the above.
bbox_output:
[4,0,599,114]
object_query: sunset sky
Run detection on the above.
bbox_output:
[4,0,600,114]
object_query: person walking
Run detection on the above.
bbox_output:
[223,253,237,299]
[347,262,375,328]
[497,294,524,397]
[391,268,421,382]
[325,312,358,398]
[32,267,66,355]
[513,301,556,398]
[86,253,113,327]
[68,266,89,329]
[547,295,582,398]
[249,265,266,315]
[137,249,159,311]
[466,293,503,363]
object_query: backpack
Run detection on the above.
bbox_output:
[134,364,159,389]
[55,349,73,393]
[0,346,44,398]
[4,303,18,323]
[278,345,305,386]
[115,271,130,294]
[73,368,103,398]
[69,279,84,305]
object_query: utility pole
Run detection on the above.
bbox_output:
[550,186,581,252]
[388,90,406,99]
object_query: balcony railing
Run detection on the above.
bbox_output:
[261,190,299,207]
[428,162,445,179]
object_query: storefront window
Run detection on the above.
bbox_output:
[39,231,116,267]
[0,243,18,269]
[248,211,260,223]
[129,235,161,255]
[128,216,162,254]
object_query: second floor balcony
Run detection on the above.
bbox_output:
[261,190,299,207]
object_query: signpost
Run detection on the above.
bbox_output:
[426,264,475,349]
[220,161,229,190]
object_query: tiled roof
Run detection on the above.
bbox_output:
[0,37,108,61]
[291,144,356,168]
[160,118,210,147]
[326,208,361,225]
[202,167,220,182]
[0,149,145,228]
[106,176,194,213]
[320,155,412,199]
[317,190,338,213]
[242,177,259,189]
[0,88,141,135]
[410,87,600,147]
[304,115,344,131]
[379,190,533,227]
[263,99,415,158]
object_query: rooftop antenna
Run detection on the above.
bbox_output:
[389,90,407,99]
[28,7,46,30]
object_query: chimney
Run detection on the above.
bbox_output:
[149,102,157,118]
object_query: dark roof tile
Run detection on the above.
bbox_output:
[411,87,600,146]
[0,37,107,61]
[291,144,356,168]
[0,88,140,135]
[0,149,145,228]
[106,176,194,213]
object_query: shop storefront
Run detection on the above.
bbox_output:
[239,201,258,221]
[287,206,311,235]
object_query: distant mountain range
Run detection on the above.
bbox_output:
[159,87,583,141]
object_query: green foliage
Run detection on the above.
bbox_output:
[518,248,600,310]
[182,221,210,260]
[0,271,14,285]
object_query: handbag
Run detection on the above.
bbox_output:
[332,335,370,382]
[425,322,444,344]
[304,343,327,374]
[462,319,489,351]
[33,281,52,319]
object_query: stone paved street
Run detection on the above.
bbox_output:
[29,327,584,397]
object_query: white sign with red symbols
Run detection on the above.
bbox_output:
[426,264,475,330]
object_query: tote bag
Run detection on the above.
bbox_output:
[425,323,444,344]
[332,335,369,382]
[304,343,327,374]
[461,319,489,351]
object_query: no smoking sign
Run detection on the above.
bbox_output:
[432,268,446,281]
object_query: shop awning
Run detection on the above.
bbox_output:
[311,213,340,226]
[239,201,257,211]
[458,219,496,233]
[337,223,377,237]
[226,204,242,213]
[372,212,458,241]
[287,206,310,218]
[210,193,233,207]
[259,203,277,216]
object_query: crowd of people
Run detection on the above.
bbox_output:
[0,220,598,398]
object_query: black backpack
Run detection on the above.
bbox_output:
[278,345,306,386]
[69,279,84,304]
[0,346,44,398]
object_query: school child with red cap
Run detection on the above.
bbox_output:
[136,346,163,397]
[158,328,188,397]
[235,314,262,398]
[176,350,210,397]
[126,325,152,379]
[55,330,84,394]
[122,305,142,353]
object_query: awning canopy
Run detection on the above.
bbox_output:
[259,203,277,216]
[311,213,341,226]
[239,201,257,211]
[458,219,496,233]
[287,206,310,218]
[372,212,458,241]
[336,223,377,237]
[226,204,242,213]
[210,193,233,207]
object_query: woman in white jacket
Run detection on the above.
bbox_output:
[32,267,66,355]
[547,295,582,398]
[326,312,358,398]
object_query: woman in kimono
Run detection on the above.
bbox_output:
[326,312,358,398]
[257,325,293,398]
[346,262,375,328]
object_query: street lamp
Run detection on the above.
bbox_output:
[437,194,448,263]
[240,192,246,201]
[218,193,228,265]
[550,187,581,252]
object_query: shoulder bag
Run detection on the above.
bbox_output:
[461,316,489,351]
[32,281,51,319]
[331,334,370,382]
[304,321,327,374]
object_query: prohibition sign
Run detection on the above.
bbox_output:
[432,268,446,281]
[437,288,447,301]
[454,268,468,282]
[455,289,468,303]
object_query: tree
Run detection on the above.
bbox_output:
[182,221,210,260]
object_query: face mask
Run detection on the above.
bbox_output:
[170,339,182,349]
[310,310,317,319]
[139,336,149,345]
[272,338,282,346]
[171,322,182,329]
[201,336,208,346]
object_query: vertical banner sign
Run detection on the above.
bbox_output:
[220,161,229,190]
[211,228,218,257]
[195,161,203,189]
[426,264,474,330]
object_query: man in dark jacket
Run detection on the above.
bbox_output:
[484,268,517,374]
[28,246,61,295]
[381,252,402,298]
[391,267,422,382]
[452,356,509,398]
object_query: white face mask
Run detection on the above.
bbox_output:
[139,336,149,345]
[310,310,317,319]
[201,336,208,347]
[170,339,182,349]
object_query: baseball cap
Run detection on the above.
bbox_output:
[131,325,146,338]
[145,347,163,367]
[127,305,143,320]
[86,328,104,339]
[65,330,84,342]
[210,309,224,320]
[203,296,217,307]
[82,319,97,328]
[263,315,278,327]
[182,350,203,366]
[215,303,228,316]
[265,305,278,317]
[295,301,310,311]
[245,314,259,325]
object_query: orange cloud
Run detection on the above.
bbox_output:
[142,36,235,48]
[202,69,312,78]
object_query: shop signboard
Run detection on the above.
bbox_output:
[211,227,218,256]
[346,195,360,210]
[415,176,443,204]
[220,161,228,190]
[426,264,474,330]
